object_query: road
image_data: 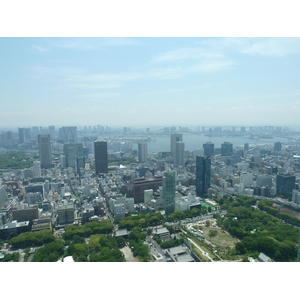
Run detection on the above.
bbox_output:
[186,237,214,262]
[120,245,138,262]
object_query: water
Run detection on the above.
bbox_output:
[142,134,287,154]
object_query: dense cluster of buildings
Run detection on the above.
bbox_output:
[1,125,300,242]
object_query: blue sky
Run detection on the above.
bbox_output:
[1,37,300,129]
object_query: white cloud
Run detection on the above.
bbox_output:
[202,37,300,57]
[32,45,49,52]
[152,47,224,63]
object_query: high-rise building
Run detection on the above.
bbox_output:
[18,127,25,144]
[297,230,300,262]
[56,204,74,225]
[244,143,249,151]
[59,126,78,143]
[276,174,295,196]
[63,143,85,172]
[175,141,185,167]
[196,156,211,196]
[38,134,52,169]
[162,171,176,215]
[203,142,214,157]
[221,142,233,156]
[274,142,282,152]
[170,133,183,156]
[138,142,147,163]
[48,126,55,140]
[94,141,108,174]
[33,161,41,177]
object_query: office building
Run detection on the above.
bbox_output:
[127,177,162,203]
[170,133,183,156]
[276,174,296,196]
[0,185,8,209]
[175,141,185,167]
[59,126,78,143]
[221,142,233,156]
[274,142,282,152]
[56,204,74,226]
[138,142,148,163]
[18,127,25,143]
[38,134,52,169]
[12,205,39,222]
[203,142,214,157]
[244,143,249,151]
[33,161,41,177]
[63,143,85,172]
[94,141,108,174]
[196,156,211,196]
[162,171,176,215]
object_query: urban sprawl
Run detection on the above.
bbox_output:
[1,125,300,262]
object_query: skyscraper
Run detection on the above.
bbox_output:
[196,156,211,196]
[175,141,185,167]
[33,161,41,177]
[94,141,108,174]
[170,133,183,156]
[203,142,214,157]
[59,126,78,143]
[18,127,25,144]
[221,142,233,156]
[162,171,176,215]
[138,142,147,163]
[63,143,85,172]
[274,142,282,152]
[38,134,52,169]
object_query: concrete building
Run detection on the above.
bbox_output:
[203,142,214,157]
[138,142,148,163]
[59,126,78,143]
[63,143,85,173]
[12,205,39,222]
[0,185,8,209]
[127,177,162,203]
[175,141,185,167]
[221,142,233,156]
[56,204,74,226]
[274,142,282,152]
[170,133,183,156]
[33,161,41,177]
[38,134,52,169]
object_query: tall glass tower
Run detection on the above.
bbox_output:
[94,141,108,174]
[162,171,176,215]
[196,156,211,196]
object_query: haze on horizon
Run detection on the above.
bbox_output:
[1,37,300,129]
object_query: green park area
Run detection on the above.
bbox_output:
[0,152,36,169]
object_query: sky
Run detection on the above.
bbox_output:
[1,37,300,129]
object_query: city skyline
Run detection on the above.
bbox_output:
[1,37,300,128]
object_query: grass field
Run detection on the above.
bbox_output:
[202,226,239,248]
